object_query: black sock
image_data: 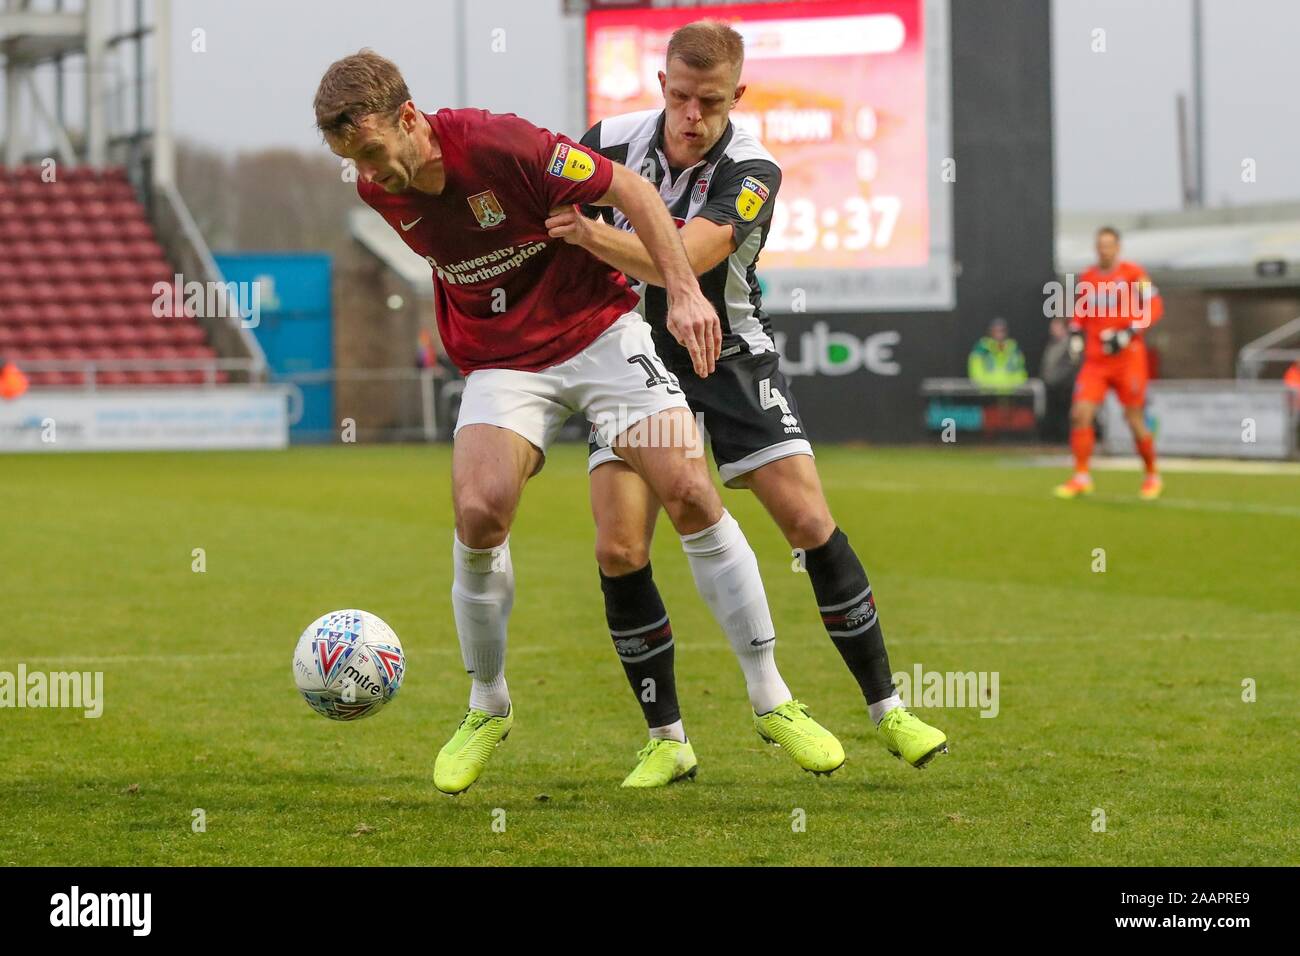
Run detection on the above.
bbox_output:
[803,528,896,704]
[600,562,681,730]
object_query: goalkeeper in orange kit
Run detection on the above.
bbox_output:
[1056,226,1164,500]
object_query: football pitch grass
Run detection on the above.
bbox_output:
[2,444,1297,867]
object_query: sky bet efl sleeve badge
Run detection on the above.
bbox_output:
[548,142,596,182]
[735,176,770,222]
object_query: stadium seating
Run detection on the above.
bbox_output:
[0,165,226,387]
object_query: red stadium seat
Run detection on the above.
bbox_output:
[27,281,60,303]
[107,200,145,221]
[48,324,78,346]
[140,323,172,345]
[11,179,45,199]
[120,220,153,240]
[32,240,69,264]
[86,280,118,301]
[98,302,131,324]
[50,200,81,220]
[62,166,100,182]
[2,303,39,325]
[100,182,138,202]
[67,302,100,325]
[89,220,120,240]
[99,240,130,261]
[22,199,52,220]
[107,324,144,346]
[48,260,82,282]
[70,180,104,198]
[17,260,53,282]
[126,240,166,261]
[79,325,111,347]
[172,325,208,346]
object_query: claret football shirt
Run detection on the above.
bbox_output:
[359,109,640,373]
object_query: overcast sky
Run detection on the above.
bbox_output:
[160,0,1300,213]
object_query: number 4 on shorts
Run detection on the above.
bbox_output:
[759,377,791,416]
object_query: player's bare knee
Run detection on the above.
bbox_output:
[658,468,721,531]
[1070,406,1093,429]
[779,507,836,552]
[594,534,650,577]
[455,494,512,549]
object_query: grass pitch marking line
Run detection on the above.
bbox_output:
[1023,454,1300,476]
[823,477,1300,519]
[10,653,267,665]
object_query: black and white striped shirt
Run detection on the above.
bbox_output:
[580,109,781,373]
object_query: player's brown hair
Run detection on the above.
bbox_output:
[314,49,412,139]
[667,20,745,77]
[1097,225,1121,241]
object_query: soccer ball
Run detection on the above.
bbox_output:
[293,609,406,720]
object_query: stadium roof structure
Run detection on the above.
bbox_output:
[347,206,435,299]
[1057,202,1300,289]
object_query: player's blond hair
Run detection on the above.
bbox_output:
[313,49,412,140]
[666,20,745,78]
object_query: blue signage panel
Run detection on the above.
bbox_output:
[214,253,333,441]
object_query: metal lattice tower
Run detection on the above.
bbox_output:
[1,0,173,190]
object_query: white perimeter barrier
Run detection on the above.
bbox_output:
[0,386,291,452]
[1100,381,1297,460]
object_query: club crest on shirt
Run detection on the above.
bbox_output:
[467,189,507,229]
[693,175,710,203]
[735,176,769,222]
[548,142,595,182]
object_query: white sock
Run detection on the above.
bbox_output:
[680,511,791,714]
[869,693,904,725]
[451,535,513,716]
[649,720,686,743]
[1074,471,1091,483]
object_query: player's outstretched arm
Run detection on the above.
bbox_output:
[546,206,734,288]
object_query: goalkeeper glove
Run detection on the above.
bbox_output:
[1099,326,1136,356]
[1068,327,1085,361]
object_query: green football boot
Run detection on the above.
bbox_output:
[753,699,845,775]
[434,706,513,795]
[877,708,948,768]
[620,738,699,789]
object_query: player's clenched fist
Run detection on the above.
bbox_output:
[666,288,722,378]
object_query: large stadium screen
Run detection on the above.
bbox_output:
[586,0,954,313]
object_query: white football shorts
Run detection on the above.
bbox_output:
[454,311,691,461]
